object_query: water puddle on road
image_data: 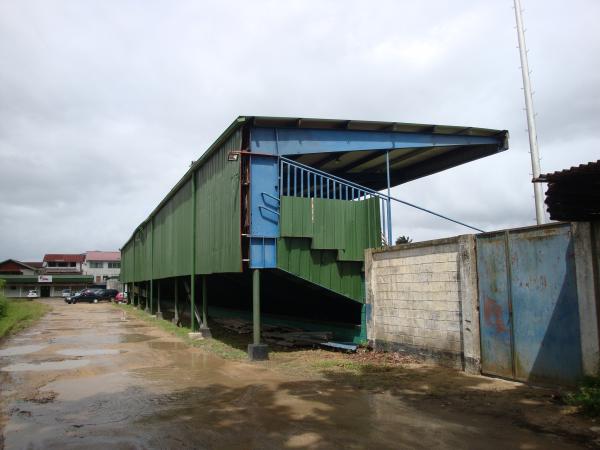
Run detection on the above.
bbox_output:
[1,359,91,372]
[147,341,188,351]
[56,349,121,357]
[0,344,48,357]
[48,333,155,347]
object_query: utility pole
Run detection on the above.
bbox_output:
[514,0,545,224]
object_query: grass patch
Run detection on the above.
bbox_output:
[566,377,600,416]
[116,304,413,385]
[0,299,51,339]
[119,304,247,360]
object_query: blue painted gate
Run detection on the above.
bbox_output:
[477,223,583,383]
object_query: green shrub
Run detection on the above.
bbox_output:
[566,376,600,416]
[0,279,7,318]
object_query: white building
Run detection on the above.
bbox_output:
[82,251,121,284]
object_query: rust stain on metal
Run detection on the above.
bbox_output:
[484,297,507,333]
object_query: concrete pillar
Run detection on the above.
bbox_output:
[458,234,481,374]
[248,269,268,360]
[573,222,600,376]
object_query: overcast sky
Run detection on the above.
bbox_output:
[1,0,598,261]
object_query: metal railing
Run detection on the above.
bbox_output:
[279,157,392,245]
[279,156,486,243]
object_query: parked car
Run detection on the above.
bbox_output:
[61,289,72,298]
[71,289,103,304]
[26,290,38,299]
[65,289,85,304]
[96,289,119,301]
[114,292,127,303]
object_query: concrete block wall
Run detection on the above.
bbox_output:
[365,235,480,372]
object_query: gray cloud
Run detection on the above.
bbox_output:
[0,0,598,260]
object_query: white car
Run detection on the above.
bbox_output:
[26,290,38,299]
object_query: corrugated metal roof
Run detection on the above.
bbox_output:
[43,254,85,263]
[248,116,505,137]
[534,160,600,221]
[535,160,600,182]
[0,259,40,271]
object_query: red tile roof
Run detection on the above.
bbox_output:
[85,251,120,262]
[23,261,44,268]
[43,254,85,263]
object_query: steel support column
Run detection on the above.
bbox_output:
[253,269,260,345]
[202,276,208,327]
[248,269,268,360]
[190,172,197,331]
[149,219,154,314]
[385,151,393,245]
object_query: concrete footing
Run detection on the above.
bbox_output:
[198,326,212,338]
[156,312,163,320]
[248,344,269,361]
[188,332,205,341]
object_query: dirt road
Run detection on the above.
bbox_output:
[0,300,594,449]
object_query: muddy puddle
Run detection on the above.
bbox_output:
[0,344,47,357]
[147,341,188,351]
[49,333,154,345]
[55,349,122,357]
[1,359,91,372]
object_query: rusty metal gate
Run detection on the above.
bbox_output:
[477,223,582,383]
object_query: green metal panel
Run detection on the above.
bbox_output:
[277,238,364,301]
[280,196,381,261]
[277,196,380,302]
[133,225,152,282]
[120,241,134,283]
[152,180,193,279]
[196,129,242,274]
[0,275,94,284]
[279,196,313,238]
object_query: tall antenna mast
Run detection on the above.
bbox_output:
[513,0,545,225]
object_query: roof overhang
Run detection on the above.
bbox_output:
[247,116,508,191]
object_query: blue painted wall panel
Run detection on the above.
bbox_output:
[249,155,279,268]
[509,226,582,383]
[477,234,513,378]
[477,224,583,384]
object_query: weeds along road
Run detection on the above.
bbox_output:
[0,300,590,449]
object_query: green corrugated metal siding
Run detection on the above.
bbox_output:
[120,128,242,283]
[277,196,381,302]
[277,238,364,301]
[196,129,242,274]
[280,196,381,261]
[134,226,152,282]
[153,180,192,279]
[120,242,134,283]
